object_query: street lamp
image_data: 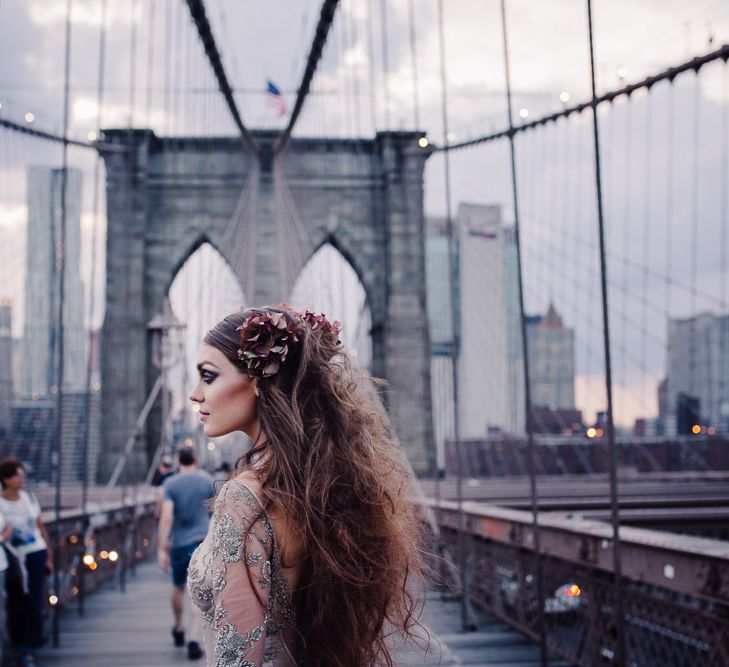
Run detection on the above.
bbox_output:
[147,298,185,467]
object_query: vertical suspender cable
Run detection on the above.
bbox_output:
[586,2,626,664]
[79,0,107,618]
[120,0,139,595]
[144,0,156,127]
[52,0,73,646]
[640,95,652,431]
[436,0,468,632]
[720,64,728,425]
[689,80,700,414]
[366,0,378,134]
[665,85,674,433]
[498,1,547,663]
[379,0,391,129]
[407,0,420,130]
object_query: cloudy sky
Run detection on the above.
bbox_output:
[1,0,729,426]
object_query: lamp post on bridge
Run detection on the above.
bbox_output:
[147,298,186,476]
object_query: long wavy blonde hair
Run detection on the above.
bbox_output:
[204,306,428,666]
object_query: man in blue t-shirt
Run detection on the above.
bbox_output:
[157,447,215,661]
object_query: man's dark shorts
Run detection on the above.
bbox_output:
[170,541,202,588]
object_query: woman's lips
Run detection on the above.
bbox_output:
[200,410,210,421]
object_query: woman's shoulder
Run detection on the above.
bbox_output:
[232,469,264,499]
[219,470,266,512]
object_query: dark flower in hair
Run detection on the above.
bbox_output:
[298,309,342,344]
[236,310,298,378]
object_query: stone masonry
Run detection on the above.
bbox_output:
[100,130,435,479]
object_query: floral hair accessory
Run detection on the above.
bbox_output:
[236,310,299,378]
[298,309,342,343]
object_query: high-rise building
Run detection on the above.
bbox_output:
[457,204,523,436]
[667,312,729,430]
[0,300,13,450]
[526,303,576,411]
[426,203,524,448]
[21,166,87,397]
[425,216,456,472]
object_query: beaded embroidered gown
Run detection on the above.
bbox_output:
[187,479,298,667]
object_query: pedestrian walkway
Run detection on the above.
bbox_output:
[37,560,563,666]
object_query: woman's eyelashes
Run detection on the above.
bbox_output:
[201,370,217,384]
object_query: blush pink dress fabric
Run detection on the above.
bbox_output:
[188,479,299,666]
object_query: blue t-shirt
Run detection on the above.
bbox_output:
[163,470,215,548]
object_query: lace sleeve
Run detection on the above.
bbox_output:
[207,480,276,667]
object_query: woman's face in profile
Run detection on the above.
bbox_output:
[189,344,259,438]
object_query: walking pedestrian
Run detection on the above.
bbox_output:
[0,510,11,667]
[152,454,176,519]
[186,306,427,666]
[0,459,52,667]
[157,447,214,661]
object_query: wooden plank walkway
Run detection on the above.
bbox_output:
[36,560,565,666]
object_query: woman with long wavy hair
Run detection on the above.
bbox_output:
[187,305,428,666]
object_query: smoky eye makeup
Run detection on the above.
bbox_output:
[199,367,218,384]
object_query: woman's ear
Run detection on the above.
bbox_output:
[254,380,260,397]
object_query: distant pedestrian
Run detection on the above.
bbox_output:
[156,448,214,661]
[151,455,176,487]
[152,454,176,519]
[0,510,11,666]
[0,458,53,667]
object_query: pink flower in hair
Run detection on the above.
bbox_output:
[298,309,342,343]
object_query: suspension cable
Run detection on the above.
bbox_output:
[586,1,625,664]
[439,42,729,153]
[274,0,340,154]
[436,0,471,632]
[184,0,257,154]
[0,117,123,152]
[499,0,547,661]
[407,0,420,129]
[52,0,73,647]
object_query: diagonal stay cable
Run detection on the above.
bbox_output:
[274,0,340,154]
[185,0,257,154]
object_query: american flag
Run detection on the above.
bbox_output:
[266,80,287,117]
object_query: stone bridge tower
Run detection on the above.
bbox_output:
[100,130,435,477]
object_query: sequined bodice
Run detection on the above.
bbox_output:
[188,479,297,666]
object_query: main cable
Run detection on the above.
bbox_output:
[274,0,340,154]
[185,0,257,154]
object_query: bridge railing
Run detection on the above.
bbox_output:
[428,498,729,666]
[42,494,157,609]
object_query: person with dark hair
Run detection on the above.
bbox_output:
[157,448,215,661]
[153,454,178,520]
[0,458,52,667]
[152,454,176,487]
[187,306,427,666]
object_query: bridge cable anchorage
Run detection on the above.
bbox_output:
[436,42,729,153]
[274,0,340,155]
[498,0,547,662]
[184,0,258,155]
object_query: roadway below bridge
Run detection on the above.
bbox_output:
[417,471,729,539]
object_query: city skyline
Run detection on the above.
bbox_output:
[1,1,728,432]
